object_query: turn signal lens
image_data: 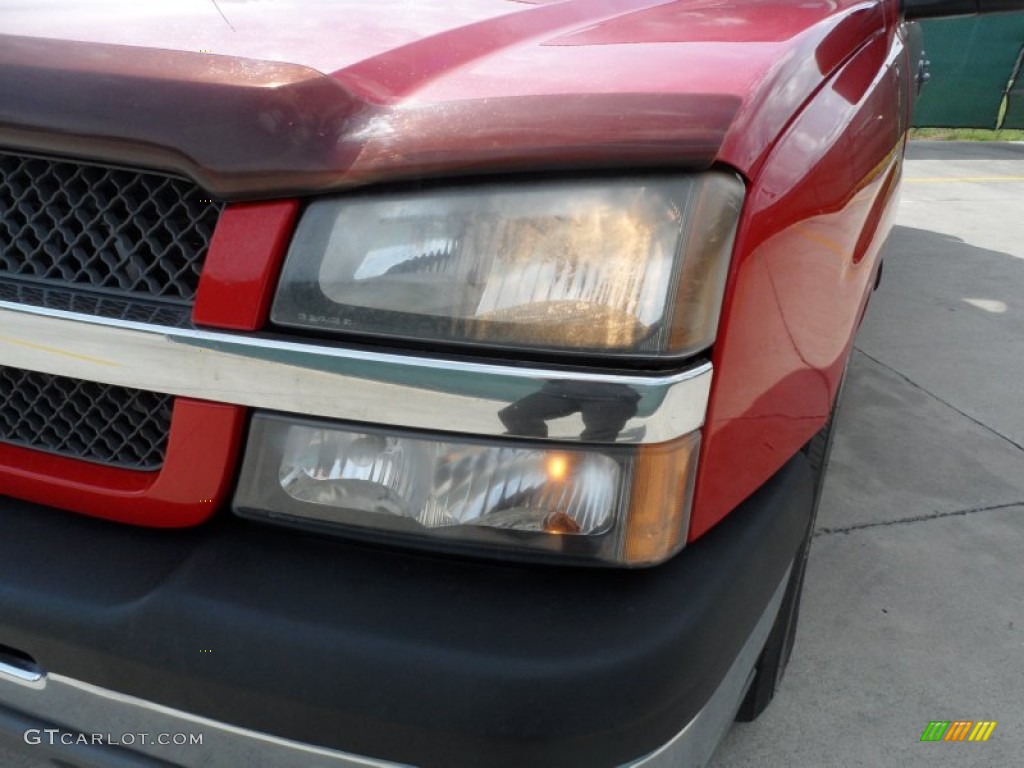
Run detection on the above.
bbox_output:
[625,437,701,565]
[234,414,701,566]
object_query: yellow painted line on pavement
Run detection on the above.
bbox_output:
[905,176,1024,184]
[0,334,120,367]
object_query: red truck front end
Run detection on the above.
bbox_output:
[1,0,1012,765]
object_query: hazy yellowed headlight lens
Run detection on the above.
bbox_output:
[271,174,743,358]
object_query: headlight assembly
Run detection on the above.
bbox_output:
[234,414,701,566]
[246,173,741,565]
[271,173,744,358]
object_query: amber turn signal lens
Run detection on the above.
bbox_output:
[624,433,701,566]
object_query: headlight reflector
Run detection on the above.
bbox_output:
[271,174,743,357]
[234,414,700,566]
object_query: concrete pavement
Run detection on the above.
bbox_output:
[713,141,1024,767]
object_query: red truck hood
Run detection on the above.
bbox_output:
[1,0,884,197]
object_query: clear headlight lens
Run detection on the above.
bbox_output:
[234,414,701,566]
[271,174,743,357]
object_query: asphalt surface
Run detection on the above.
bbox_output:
[714,141,1024,767]
[3,142,1022,768]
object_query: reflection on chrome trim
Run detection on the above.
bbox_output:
[0,301,712,444]
[0,657,45,690]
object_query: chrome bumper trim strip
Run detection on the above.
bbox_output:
[0,301,711,444]
[0,658,44,689]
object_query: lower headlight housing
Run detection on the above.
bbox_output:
[233,414,700,566]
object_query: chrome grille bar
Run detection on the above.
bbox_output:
[0,301,712,445]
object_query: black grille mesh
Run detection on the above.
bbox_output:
[0,151,221,307]
[0,367,173,470]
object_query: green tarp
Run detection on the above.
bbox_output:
[913,13,1024,129]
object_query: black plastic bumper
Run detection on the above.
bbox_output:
[0,453,813,768]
